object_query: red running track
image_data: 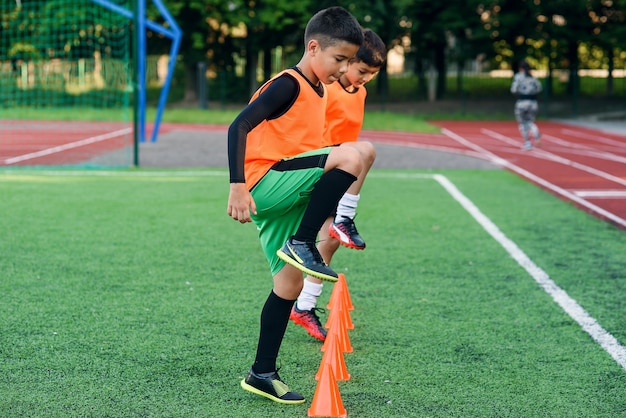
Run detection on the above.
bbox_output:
[364,120,626,229]
[0,121,133,166]
[0,122,226,166]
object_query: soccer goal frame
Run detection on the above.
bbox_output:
[90,0,182,145]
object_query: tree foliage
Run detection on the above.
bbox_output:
[2,0,626,102]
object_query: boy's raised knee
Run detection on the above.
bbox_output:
[328,146,362,175]
[361,141,376,165]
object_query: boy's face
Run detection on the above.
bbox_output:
[310,40,360,85]
[344,60,381,88]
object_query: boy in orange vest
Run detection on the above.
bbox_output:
[290,28,387,341]
[227,7,365,404]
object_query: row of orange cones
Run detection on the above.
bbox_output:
[308,273,354,418]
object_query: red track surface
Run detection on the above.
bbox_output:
[0,121,133,166]
[364,120,626,229]
[0,121,228,166]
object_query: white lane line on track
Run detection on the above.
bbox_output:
[361,136,493,162]
[542,145,626,164]
[542,134,625,152]
[2,128,132,165]
[573,190,626,198]
[539,134,626,164]
[560,128,626,149]
[434,174,626,371]
[482,129,626,188]
[442,128,626,228]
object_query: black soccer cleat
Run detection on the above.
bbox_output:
[240,368,305,404]
[329,216,366,250]
[276,237,338,282]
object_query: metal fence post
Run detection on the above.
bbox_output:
[197,62,207,109]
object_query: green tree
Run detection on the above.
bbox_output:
[586,0,626,94]
[231,0,309,96]
[539,0,596,97]
[406,0,486,99]
[149,0,311,101]
[146,0,245,102]
[347,0,412,98]
[472,0,543,70]
[1,1,41,65]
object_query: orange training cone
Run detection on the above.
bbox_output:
[326,278,354,330]
[327,279,344,311]
[343,304,354,330]
[322,307,353,354]
[316,328,350,381]
[308,362,347,418]
[338,273,354,311]
[325,301,353,331]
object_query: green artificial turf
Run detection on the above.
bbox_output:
[1,169,624,417]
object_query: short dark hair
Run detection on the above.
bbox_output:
[304,7,363,49]
[354,28,386,68]
[519,60,532,75]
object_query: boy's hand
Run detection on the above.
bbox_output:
[227,183,257,223]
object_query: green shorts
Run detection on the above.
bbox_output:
[251,147,332,275]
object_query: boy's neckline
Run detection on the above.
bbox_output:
[292,67,325,97]
[293,66,320,88]
[338,78,357,93]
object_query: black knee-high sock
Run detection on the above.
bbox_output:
[252,291,295,374]
[293,168,357,242]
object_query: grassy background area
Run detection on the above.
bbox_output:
[158,73,626,103]
[1,169,624,417]
[0,107,443,133]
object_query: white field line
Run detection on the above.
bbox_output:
[373,170,626,370]
[482,129,626,187]
[2,128,132,165]
[442,128,626,228]
[433,173,626,371]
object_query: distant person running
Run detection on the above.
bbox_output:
[511,60,542,150]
